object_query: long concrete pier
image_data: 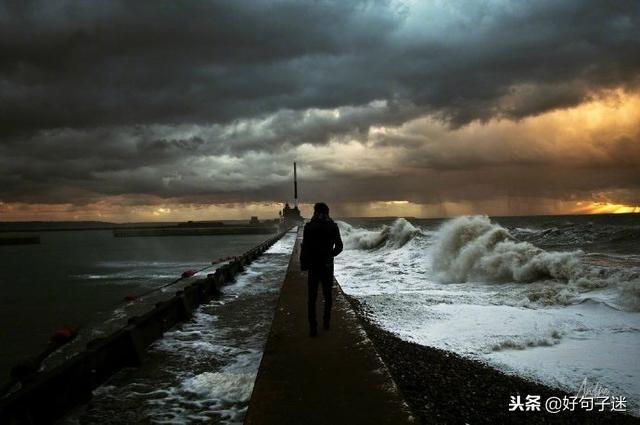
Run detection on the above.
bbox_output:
[245,228,415,424]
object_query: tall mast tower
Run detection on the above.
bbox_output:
[293,162,298,208]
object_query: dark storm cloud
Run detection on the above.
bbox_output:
[0,0,400,134]
[1,0,639,210]
[1,0,638,134]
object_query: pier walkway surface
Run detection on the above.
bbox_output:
[245,228,415,425]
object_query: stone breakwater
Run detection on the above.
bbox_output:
[0,229,290,425]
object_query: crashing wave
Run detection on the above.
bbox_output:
[431,215,580,283]
[430,215,640,311]
[337,218,421,250]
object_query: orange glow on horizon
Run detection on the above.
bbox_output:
[1,89,639,222]
[574,202,640,215]
[2,198,640,221]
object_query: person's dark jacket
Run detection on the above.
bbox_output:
[300,216,343,271]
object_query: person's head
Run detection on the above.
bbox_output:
[313,202,330,219]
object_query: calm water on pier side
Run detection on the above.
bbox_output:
[0,230,271,378]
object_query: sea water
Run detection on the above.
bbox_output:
[4,216,639,421]
[334,214,640,415]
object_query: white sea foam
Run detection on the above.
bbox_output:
[430,215,640,311]
[264,232,296,254]
[182,373,253,409]
[75,272,178,281]
[431,215,581,283]
[620,280,640,311]
[338,218,421,250]
[182,367,256,405]
[488,329,563,353]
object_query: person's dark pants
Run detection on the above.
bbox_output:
[307,265,333,329]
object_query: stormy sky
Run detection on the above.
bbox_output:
[1,0,639,221]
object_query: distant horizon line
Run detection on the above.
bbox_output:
[1,211,638,225]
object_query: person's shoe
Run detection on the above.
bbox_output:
[309,327,318,338]
[323,321,330,331]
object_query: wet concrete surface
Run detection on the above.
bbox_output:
[245,228,415,425]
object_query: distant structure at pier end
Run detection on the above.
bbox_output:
[280,162,304,229]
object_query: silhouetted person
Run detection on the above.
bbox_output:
[300,202,343,337]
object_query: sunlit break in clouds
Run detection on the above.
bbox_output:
[0,0,639,221]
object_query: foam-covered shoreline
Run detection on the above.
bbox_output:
[348,296,640,424]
